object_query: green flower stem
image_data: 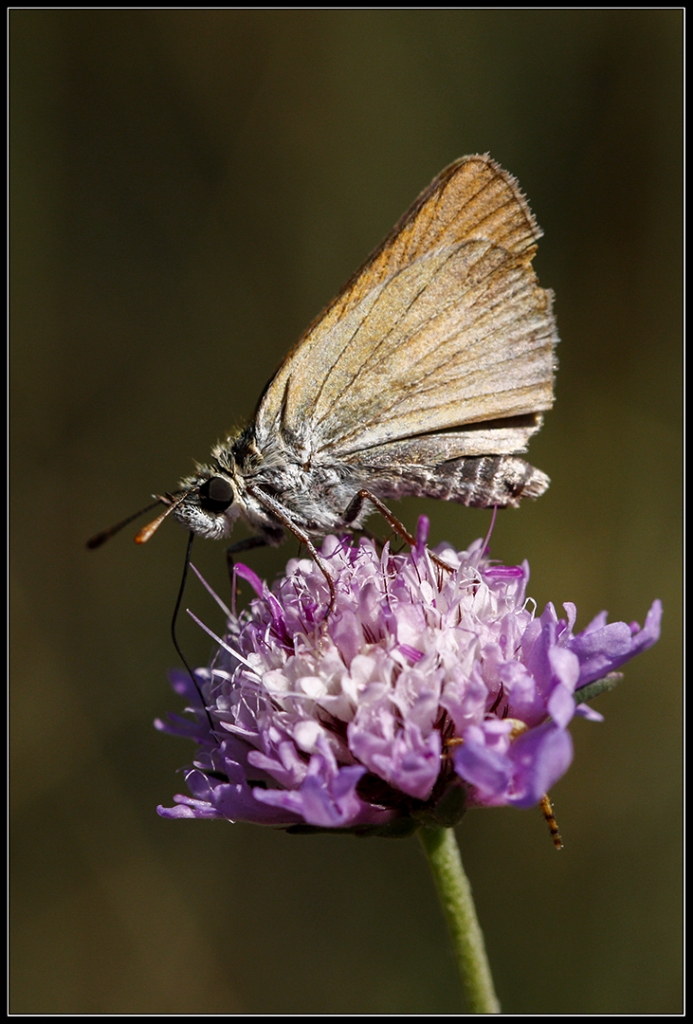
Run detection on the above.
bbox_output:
[418,825,500,1013]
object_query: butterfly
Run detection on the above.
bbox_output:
[91,154,558,579]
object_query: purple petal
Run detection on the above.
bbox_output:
[454,720,574,809]
[452,724,514,803]
[504,724,574,808]
[253,740,368,828]
[233,562,264,598]
[570,600,662,685]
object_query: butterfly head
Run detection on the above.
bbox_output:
[169,471,241,541]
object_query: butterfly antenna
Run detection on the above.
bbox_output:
[86,498,165,549]
[134,489,193,544]
[171,531,217,737]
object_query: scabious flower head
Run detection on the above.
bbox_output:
[157,518,661,836]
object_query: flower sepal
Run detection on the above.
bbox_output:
[282,778,470,838]
[574,671,622,704]
[411,780,468,829]
[285,816,422,839]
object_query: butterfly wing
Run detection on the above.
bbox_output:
[254,154,557,461]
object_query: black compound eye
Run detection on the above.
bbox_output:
[198,476,234,513]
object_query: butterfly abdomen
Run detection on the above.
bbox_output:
[441,455,550,507]
[359,455,549,510]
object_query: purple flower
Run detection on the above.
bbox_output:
[156,518,661,835]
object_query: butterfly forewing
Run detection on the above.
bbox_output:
[91,156,558,560]
[254,154,556,462]
[311,243,553,453]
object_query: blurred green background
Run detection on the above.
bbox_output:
[11,10,681,1014]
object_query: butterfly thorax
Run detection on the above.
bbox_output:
[173,424,371,544]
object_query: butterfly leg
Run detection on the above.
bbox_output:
[343,489,416,540]
[343,490,453,575]
[246,487,338,613]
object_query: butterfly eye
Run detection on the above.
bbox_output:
[198,476,234,513]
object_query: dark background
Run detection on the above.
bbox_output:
[11,10,681,1014]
